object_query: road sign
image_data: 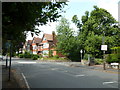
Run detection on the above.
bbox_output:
[101,45,107,51]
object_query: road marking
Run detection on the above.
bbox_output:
[21,73,30,89]
[75,75,85,77]
[51,68,59,70]
[18,62,36,64]
[103,81,118,85]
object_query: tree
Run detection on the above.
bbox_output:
[2,2,67,54]
[56,17,78,60]
[72,6,119,58]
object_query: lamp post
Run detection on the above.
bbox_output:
[80,50,83,61]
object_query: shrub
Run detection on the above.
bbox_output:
[32,54,40,60]
[53,55,59,59]
[94,58,103,65]
[19,54,24,58]
[106,54,119,63]
[83,54,93,60]
[24,52,32,58]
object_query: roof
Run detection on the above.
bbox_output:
[44,34,53,41]
[33,37,42,43]
[27,40,32,45]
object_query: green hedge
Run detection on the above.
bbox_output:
[32,54,40,60]
[106,54,120,63]
[18,51,41,60]
[19,54,24,58]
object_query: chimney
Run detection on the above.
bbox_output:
[52,31,56,43]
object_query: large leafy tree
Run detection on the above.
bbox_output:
[2,2,67,55]
[56,17,80,60]
[72,6,119,58]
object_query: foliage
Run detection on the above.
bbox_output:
[32,54,40,60]
[24,51,32,58]
[72,5,119,59]
[56,17,81,61]
[19,54,24,58]
[94,58,103,65]
[2,2,67,55]
[83,54,93,60]
[49,50,53,57]
[106,54,120,63]
[53,55,59,59]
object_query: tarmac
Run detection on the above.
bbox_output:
[1,58,120,89]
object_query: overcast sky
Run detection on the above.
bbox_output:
[26,0,119,40]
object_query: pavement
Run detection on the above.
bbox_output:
[2,65,20,89]
[1,57,120,89]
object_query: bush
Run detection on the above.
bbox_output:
[24,52,32,58]
[32,54,40,60]
[83,54,93,60]
[53,55,59,59]
[94,58,103,65]
[106,54,119,63]
[19,54,24,58]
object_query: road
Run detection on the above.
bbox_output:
[2,58,119,89]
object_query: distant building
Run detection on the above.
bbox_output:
[39,33,57,57]
[24,32,64,57]
[32,37,42,54]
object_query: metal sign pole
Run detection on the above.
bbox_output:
[6,53,8,68]
[8,43,12,81]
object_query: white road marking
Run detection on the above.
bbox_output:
[21,73,30,89]
[103,81,118,85]
[18,62,36,64]
[75,75,85,77]
[51,68,59,70]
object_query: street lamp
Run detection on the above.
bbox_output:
[80,49,83,61]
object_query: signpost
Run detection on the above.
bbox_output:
[80,50,83,61]
[101,45,107,70]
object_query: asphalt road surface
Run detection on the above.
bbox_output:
[2,58,119,89]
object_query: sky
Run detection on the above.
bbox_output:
[26,0,119,40]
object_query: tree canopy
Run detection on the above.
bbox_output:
[72,6,119,58]
[2,2,67,55]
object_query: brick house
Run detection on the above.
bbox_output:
[39,33,57,57]
[25,32,64,57]
[32,37,42,54]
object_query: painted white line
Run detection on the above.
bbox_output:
[51,68,58,70]
[75,75,85,77]
[21,73,30,89]
[18,62,36,64]
[103,81,118,85]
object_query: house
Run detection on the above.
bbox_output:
[39,33,57,57]
[23,40,33,54]
[32,37,42,54]
[24,32,64,57]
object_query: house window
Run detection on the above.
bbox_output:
[43,38,46,41]
[43,43,49,48]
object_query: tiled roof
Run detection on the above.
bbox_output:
[44,34,53,41]
[33,37,42,43]
[27,40,32,45]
